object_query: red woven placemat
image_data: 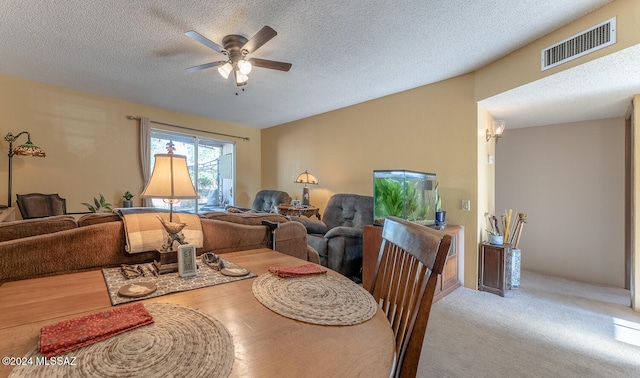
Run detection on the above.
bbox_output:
[268,263,327,278]
[38,303,154,357]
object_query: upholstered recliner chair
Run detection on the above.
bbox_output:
[290,193,373,281]
[227,190,292,213]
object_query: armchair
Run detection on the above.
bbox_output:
[227,190,292,213]
[16,193,67,219]
[291,193,373,281]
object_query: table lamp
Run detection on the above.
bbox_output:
[140,142,199,252]
[294,170,318,206]
[4,131,46,208]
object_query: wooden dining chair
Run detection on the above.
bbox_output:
[370,216,452,378]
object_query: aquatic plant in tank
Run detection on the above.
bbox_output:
[373,170,436,226]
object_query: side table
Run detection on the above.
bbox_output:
[277,205,321,220]
[479,242,512,297]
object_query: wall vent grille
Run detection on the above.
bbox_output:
[541,17,616,71]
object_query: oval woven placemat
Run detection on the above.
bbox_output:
[252,273,378,325]
[9,303,233,378]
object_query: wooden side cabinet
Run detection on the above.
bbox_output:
[479,243,512,297]
[363,224,462,302]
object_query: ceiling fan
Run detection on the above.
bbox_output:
[185,26,292,86]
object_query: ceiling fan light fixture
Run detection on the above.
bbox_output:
[217,62,233,79]
[185,26,291,87]
[235,70,248,86]
[238,59,252,75]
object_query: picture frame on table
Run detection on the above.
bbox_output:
[292,200,301,208]
[178,244,197,278]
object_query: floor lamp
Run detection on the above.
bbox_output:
[4,131,46,208]
[140,142,199,252]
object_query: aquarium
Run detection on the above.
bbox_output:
[373,170,436,226]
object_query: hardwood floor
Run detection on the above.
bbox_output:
[0,249,394,378]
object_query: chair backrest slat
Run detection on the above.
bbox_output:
[370,216,451,378]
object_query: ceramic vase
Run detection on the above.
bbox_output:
[488,234,503,246]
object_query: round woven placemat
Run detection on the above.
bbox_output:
[9,303,233,378]
[252,273,378,325]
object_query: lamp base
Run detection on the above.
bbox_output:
[157,215,187,251]
[160,232,187,252]
[155,248,178,265]
[153,249,179,274]
[302,187,310,206]
[153,215,188,274]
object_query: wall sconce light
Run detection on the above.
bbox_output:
[4,131,46,207]
[294,170,319,206]
[486,120,506,142]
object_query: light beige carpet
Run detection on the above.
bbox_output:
[419,270,640,377]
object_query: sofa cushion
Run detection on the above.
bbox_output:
[289,216,328,234]
[202,211,289,226]
[0,215,77,242]
[77,213,121,227]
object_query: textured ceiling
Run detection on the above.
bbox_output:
[479,43,640,128]
[1,0,631,130]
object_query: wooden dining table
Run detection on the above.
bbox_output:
[0,248,394,377]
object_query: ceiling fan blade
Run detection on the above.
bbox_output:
[185,30,224,53]
[185,61,227,72]
[250,58,292,72]
[241,26,277,54]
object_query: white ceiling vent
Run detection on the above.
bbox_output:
[541,17,616,71]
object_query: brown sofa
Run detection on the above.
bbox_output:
[0,211,318,282]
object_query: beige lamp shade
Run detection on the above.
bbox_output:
[294,170,319,186]
[140,153,199,199]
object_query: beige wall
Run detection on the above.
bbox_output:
[262,74,482,288]
[0,74,262,215]
[477,105,497,241]
[475,0,640,101]
[633,95,640,309]
[496,118,625,287]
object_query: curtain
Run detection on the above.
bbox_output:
[139,117,152,207]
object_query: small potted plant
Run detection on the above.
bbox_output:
[434,182,446,225]
[82,194,113,213]
[122,191,134,208]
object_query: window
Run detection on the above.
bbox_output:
[150,129,235,213]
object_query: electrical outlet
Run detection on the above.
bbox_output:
[461,199,471,211]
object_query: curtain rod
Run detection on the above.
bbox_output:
[126,116,250,141]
